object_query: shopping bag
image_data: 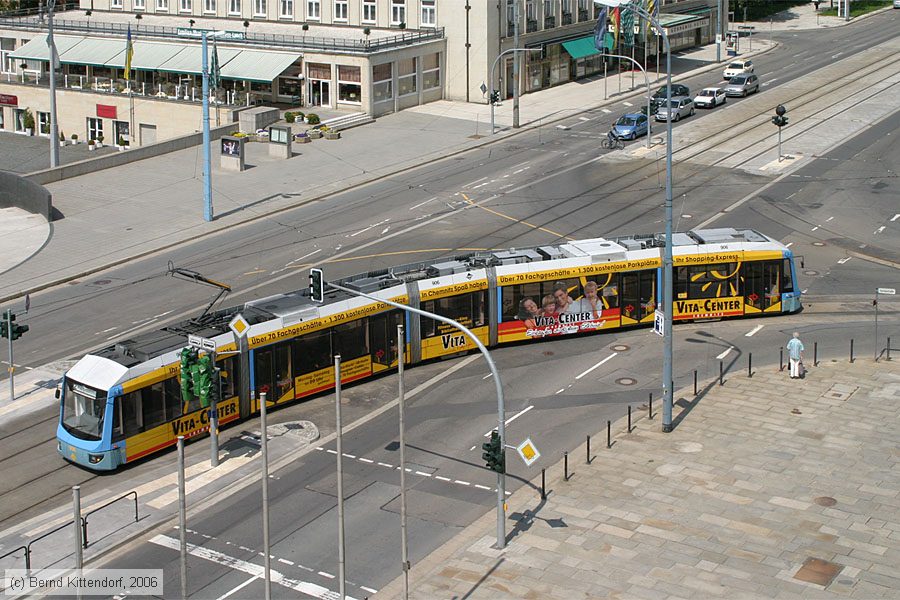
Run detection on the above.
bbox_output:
[799,361,806,379]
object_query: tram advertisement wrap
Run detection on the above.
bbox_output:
[673,296,744,320]
[294,355,372,397]
[499,311,619,342]
[127,396,240,462]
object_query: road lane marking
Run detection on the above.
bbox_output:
[825,216,834,222]
[579,117,591,121]
[279,558,294,566]
[891,214,899,222]
[474,484,492,490]
[716,346,734,360]
[151,535,360,600]
[602,108,611,113]
[483,405,534,436]
[455,480,471,486]
[318,572,335,579]
[377,462,392,468]
[415,471,432,477]
[435,475,451,482]
[361,587,378,594]
[786,193,795,199]
[575,353,618,380]
[838,257,852,264]
[482,373,493,379]
[745,325,764,337]
[463,176,487,187]
[786,242,793,247]
[216,575,258,600]
[623,101,633,107]
[409,197,437,210]
[875,226,885,234]
[358,457,373,463]
[811,226,818,231]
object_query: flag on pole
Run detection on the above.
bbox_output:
[209,37,221,91]
[622,2,635,47]
[611,7,621,50]
[593,5,608,52]
[124,25,134,82]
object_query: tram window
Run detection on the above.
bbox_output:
[421,291,487,337]
[782,259,794,292]
[221,356,240,399]
[674,267,689,299]
[141,382,166,429]
[333,320,367,361]
[294,330,331,374]
[502,283,542,321]
[274,343,293,399]
[121,391,142,436]
[598,278,619,310]
[370,311,403,366]
[164,377,183,420]
[112,398,124,441]
[688,263,738,299]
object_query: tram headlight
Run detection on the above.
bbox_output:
[88,454,104,464]
[58,441,63,453]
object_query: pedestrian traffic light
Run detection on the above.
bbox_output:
[180,347,198,403]
[481,430,505,474]
[10,323,28,340]
[309,268,325,303]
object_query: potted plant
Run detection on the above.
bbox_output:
[295,131,311,144]
[284,111,296,123]
[308,127,323,140]
[323,125,341,140]
[22,108,35,136]
[71,133,79,144]
[59,132,66,147]
[87,139,96,151]
[295,111,305,123]
[96,134,104,148]
[117,135,129,150]
[306,113,320,125]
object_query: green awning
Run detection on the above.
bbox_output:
[219,50,299,83]
[562,36,601,60]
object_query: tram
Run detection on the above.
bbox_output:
[58,228,801,470]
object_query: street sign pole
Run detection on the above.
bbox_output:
[398,324,409,600]
[875,288,896,361]
[6,310,13,402]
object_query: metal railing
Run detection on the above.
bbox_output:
[0,545,29,573]
[0,15,444,53]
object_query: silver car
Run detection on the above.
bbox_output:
[724,73,760,97]
[654,97,694,122]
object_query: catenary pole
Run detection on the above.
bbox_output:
[47,0,60,168]
[335,356,346,599]
[202,32,213,221]
[513,0,520,128]
[398,325,409,600]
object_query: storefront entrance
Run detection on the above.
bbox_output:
[309,80,330,107]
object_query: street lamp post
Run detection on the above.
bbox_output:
[47,0,60,168]
[600,52,653,149]
[489,47,541,134]
[595,0,674,432]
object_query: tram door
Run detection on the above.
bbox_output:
[370,311,403,372]
[254,343,293,404]
[620,269,656,325]
[742,260,782,312]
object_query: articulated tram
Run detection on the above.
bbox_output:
[58,228,801,470]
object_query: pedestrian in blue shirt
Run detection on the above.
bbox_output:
[786,332,804,379]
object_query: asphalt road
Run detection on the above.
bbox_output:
[0,11,898,595]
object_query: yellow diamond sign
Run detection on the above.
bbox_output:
[229,313,250,338]
[516,437,540,467]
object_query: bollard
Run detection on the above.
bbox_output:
[850,338,854,363]
[607,420,611,448]
[564,452,569,481]
[586,435,591,464]
[719,361,724,386]
[693,370,697,396]
[888,337,891,361]
[748,352,753,378]
[780,347,784,371]
[648,392,653,419]
[541,468,546,500]
[814,342,818,367]
[627,405,632,433]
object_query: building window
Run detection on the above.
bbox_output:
[86,117,103,142]
[543,0,555,28]
[280,0,292,17]
[391,0,404,24]
[204,0,216,12]
[397,57,416,96]
[334,0,347,21]
[578,0,588,20]
[157,0,169,9]
[111,0,123,8]
[37,111,50,135]
[372,62,392,103]
[337,65,361,103]
[362,0,375,22]
[506,0,515,37]
[180,0,191,11]
[229,0,240,13]
[307,0,319,18]
[422,52,440,90]
[421,0,435,26]
[134,0,145,9]
[254,0,266,15]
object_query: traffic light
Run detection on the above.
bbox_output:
[180,347,198,403]
[772,104,788,127]
[10,323,28,340]
[196,354,214,408]
[309,268,325,303]
[489,90,501,105]
[0,320,6,339]
[481,430,505,474]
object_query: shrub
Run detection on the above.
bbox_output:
[284,112,296,123]
[59,132,65,141]
[118,135,127,146]
[71,133,78,141]
[306,113,320,125]
[87,139,95,146]
[22,108,35,131]
[97,134,104,143]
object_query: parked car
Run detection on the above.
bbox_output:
[611,113,649,140]
[654,97,695,122]
[724,74,760,97]
[650,84,691,112]
[894,0,899,8]
[693,87,727,109]
[723,59,754,80]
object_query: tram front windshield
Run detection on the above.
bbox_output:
[62,379,106,440]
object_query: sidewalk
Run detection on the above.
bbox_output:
[375,358,900,599]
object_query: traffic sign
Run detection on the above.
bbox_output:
[229,313,250,338]
[516,438,541,467]
[653,310,665,337]
[876,288,896,295]
[188,334,216,351]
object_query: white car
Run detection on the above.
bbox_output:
[693,87,727,108]
[723,59,754,80]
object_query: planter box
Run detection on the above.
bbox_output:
[324,132,341,140]
[295,136,311,144]
[88,145,96,152]
[59,141,66,147]
[308,130,323,139]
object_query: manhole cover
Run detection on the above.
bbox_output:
[791,408,802,415]
[92,279,112,285]
[804,270,819,276]
[812,242,825,247]
[543,351,555,356]
[468,134,485,140]
[674,442,702,453]
[611,344,629,352]
[794,557,843,586]
[814,496,837,507]
[616,377,636,386]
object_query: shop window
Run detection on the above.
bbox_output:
[37,111,50,136]
[229,0,240,13]
[397,57,416,96]
[307,0,320,18]
[0,109,4,130]
[363,0,375,22]
[338,65,361,103]
[421,0,435,26]
[86,117,103,142]
[391,0,405,24]
[334,0,347,20]
[254,0,266,15]
[280,0,292,16]
[422,52,440,90]
[373,62,392,103]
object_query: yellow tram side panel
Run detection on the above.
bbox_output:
[125,396,241,463]
[418,277,490,359]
